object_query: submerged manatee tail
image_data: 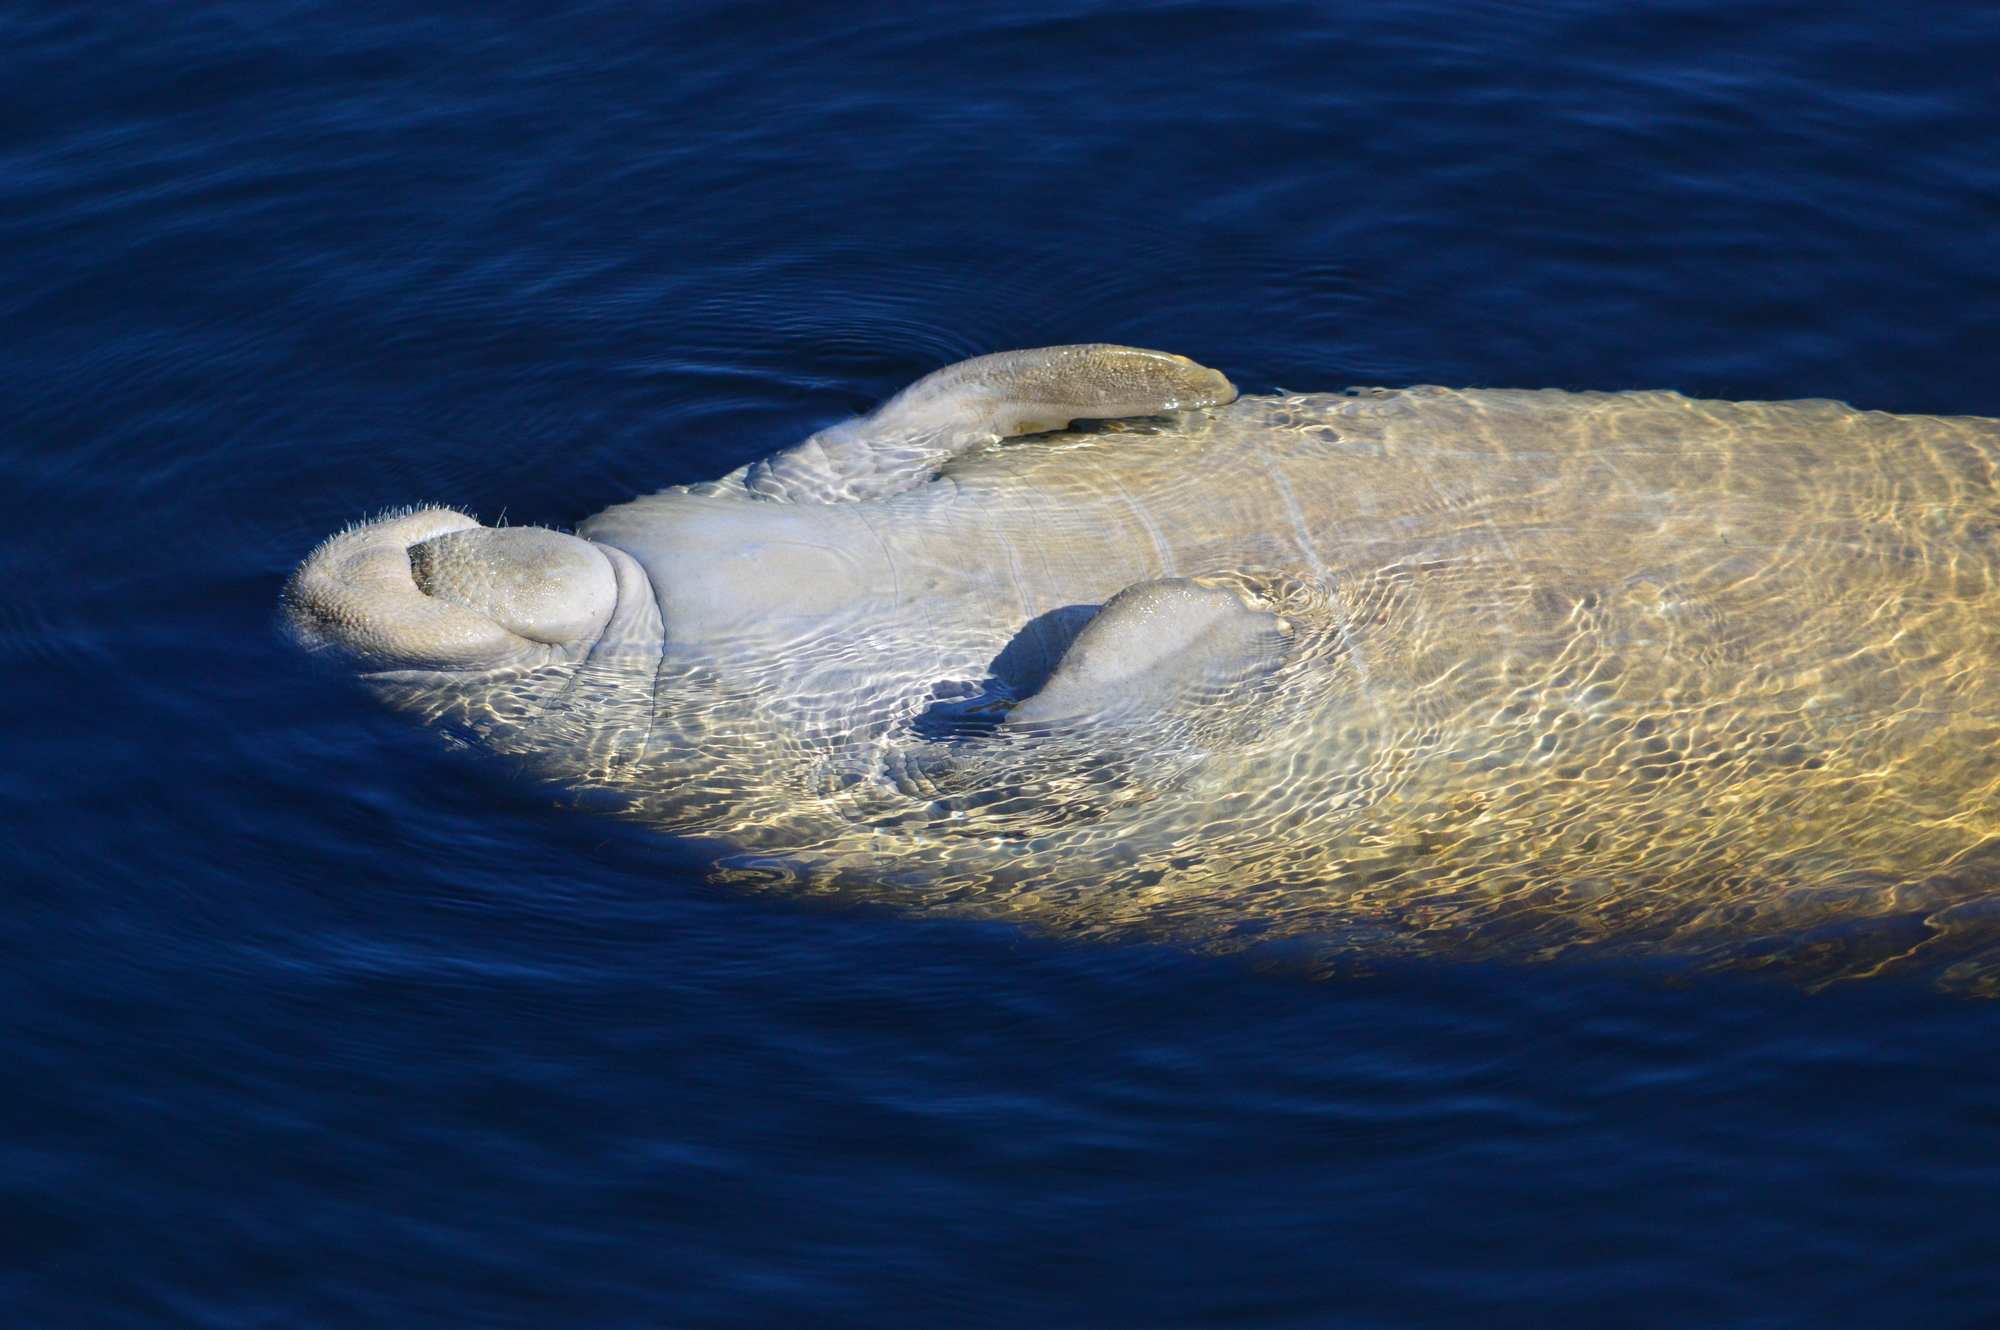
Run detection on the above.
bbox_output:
[744,344,1237,503]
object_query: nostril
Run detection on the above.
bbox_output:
[406,527,617,647]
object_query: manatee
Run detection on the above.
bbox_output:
[284,345,2000,988]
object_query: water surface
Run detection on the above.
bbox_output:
[5,1,2000,1324]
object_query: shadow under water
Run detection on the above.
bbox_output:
[369,386,2000,993]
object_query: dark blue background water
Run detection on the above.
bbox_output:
[6,2,2000,1324]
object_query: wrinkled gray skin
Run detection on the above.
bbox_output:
[286,345,2000,988]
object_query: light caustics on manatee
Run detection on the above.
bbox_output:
[284,344,2000,989]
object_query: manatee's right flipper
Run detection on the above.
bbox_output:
[874,579,1288,830]
[743,345,1236,504]
[1003,579,1290,734]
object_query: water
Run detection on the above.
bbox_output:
[5,1,2000,1324]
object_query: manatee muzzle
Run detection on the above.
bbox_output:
[407,526,617,647]
[283,509,619,672]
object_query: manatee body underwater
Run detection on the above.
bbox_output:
[284,345,2000,988]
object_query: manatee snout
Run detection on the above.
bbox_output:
[407,527,617,647]
[283,509,618,672]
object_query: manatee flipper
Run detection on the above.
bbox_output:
[875,579,1288,828]
[1004,578,1289,733]
[743,345,1237,504]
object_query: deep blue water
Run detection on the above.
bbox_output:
[5,1,2000,1324]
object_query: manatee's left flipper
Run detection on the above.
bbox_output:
[1004,578,1290,734]
[743,344,1236,504]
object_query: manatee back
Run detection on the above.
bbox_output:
[713,390,2000,984]
[435,387,2000,987]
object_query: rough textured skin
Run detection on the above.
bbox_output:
[408,527,618,647]
[284,349,2000,988]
